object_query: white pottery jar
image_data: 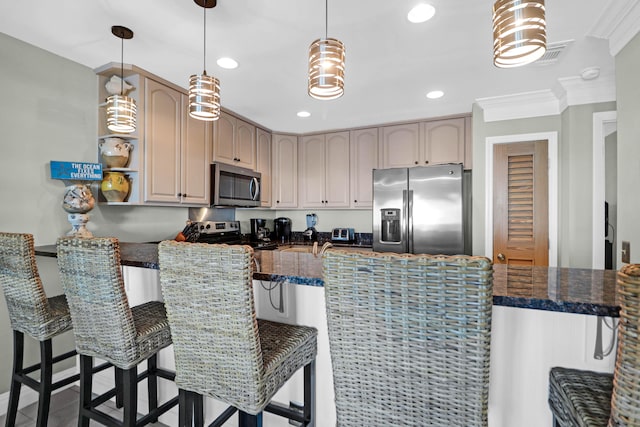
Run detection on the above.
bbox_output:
[99,137,133,168]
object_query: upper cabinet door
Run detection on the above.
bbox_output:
[299,134,326,208]
[350,128,378,208]
[256,128,272,208]
[144,78,182,203]
[421,118,465,166]
[272,134,298,208]
[324,131,350,207]
[181,95,211,206]
[213,112,236,165]
[235,119,256,170]
[379,123,420,168]
[212,112,256,170]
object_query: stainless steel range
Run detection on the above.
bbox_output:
[192,220,278,250]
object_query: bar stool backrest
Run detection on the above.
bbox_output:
[610,264,640,424]
[322,250,494,426]
[0,232,53,339]
[158,241,263,409]
[56,237,137,366]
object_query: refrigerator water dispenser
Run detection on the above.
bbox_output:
[380,208,401,243]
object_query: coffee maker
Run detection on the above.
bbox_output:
[250,218,270,242]
[273,217,292,244]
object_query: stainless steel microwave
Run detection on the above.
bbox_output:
[211,162,261,207]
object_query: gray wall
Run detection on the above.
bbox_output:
[0,33,190,394]
[616,32,640,267]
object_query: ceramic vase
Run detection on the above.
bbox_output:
[101,171,131,202]
[99,137,133,168]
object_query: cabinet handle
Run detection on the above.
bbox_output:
[415,161,419,165]
[183,193,187,198]
[425,160,429,164]
[177,193,182,197]
[276,200,280,204]
[354,200,357,203]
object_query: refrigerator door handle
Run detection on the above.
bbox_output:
[402,190,409,252]
[408,190,414,253]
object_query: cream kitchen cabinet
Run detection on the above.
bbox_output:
[256,128,272,208]
[143,78,211,205]
[379,122,420,168]
[299,131,350,208]
[380,117,469,169]
[213,111,256,170]
[421,117,466,167]
[272,134,298,208]
[349,128,378,208]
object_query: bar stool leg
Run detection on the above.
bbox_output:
[78,355,93,427]
[178,389,190,427]
[115,367,124,409]
[6,331,24,427]
[147,354,158,422]
[303,360,316,427]
[35,339,53,427]
[193,392,204,427]
[122,367,138,427]
[238,411,262,427]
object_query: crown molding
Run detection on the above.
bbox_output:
[589,0,640,56]
[476,90,560,122]
[556,71,616,107]
[476,72,616,122]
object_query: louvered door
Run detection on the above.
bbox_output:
[493,141,549,266]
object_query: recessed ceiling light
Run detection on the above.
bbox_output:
[426,90,444,99]
[408,4,436,23]
[297,111,311,118]
[217,57,238,69]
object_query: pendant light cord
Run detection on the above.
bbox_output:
[203,4,207,75]
[120,35,124,96]
[325,0,328,39]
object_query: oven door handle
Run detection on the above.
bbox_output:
[250,177,260,201]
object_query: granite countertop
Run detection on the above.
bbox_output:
[35,242,620,317]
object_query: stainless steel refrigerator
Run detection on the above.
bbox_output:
[372,163,466,255]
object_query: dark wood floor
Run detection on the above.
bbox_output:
[0,386,170,427]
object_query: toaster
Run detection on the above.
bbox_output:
[331,228,355,243]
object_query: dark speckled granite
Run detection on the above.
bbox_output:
[35,243,620,317]
[36,243,161,269]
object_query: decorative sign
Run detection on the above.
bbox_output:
[50,161,103,181]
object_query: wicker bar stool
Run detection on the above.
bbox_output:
[322,249,494,427]
[0,232,79,427]
[548,263,640,426]
[157,241,317,427]
[56,237,179,427]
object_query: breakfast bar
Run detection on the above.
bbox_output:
[34,242,620,317]
[34,242,620,427]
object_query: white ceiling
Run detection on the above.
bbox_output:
[0,0,627,134]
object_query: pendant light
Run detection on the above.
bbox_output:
[106,26,137,133]
[493,0,546,68]
[308,0,345,100]
[189,0,221,121]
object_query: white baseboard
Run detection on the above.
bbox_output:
[0,367,78,417]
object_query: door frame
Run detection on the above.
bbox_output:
[485,132,558,267]
[591,111,617,269]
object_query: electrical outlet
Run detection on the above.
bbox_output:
[622,241,630,264]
